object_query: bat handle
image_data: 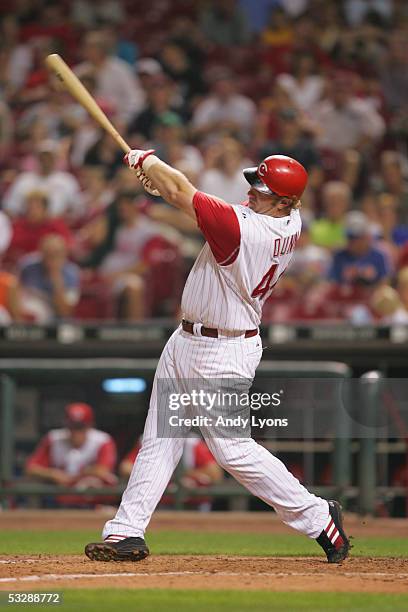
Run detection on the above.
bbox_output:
[113,134,131,154]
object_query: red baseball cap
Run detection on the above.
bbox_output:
[65,403,94,428]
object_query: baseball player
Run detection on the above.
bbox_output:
[85,151,350,563]
[26,402,117,506]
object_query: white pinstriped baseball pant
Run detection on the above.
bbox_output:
[103,327,329,540]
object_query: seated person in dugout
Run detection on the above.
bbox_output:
[120,434,223,511]
[25,403,117,507]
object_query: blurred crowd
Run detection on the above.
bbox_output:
[1,0,408,325]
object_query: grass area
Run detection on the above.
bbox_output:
[13,590,408,612]
[0,529,407,558]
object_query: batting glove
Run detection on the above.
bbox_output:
[124,148,155,170]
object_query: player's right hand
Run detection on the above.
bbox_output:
[135,168,161,197]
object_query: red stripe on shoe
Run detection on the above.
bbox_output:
[323,514,333,531]
[326,519,335,538]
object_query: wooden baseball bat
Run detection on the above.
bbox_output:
[45,53,131,154]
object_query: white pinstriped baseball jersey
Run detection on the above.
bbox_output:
[182,192,301,331]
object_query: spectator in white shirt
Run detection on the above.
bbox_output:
[76,30,144,125]
[276,52,324,112]
[4,140,81,219]
[312,72,385,153]
[0,16,33,95]
[192,68,256,144]
[199,137,253,204]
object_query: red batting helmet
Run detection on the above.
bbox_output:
[243,155,308,199]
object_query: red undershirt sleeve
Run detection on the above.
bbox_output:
[26,434,51,469]
[123,443,141,464]
[193,191,241,266]
[194,442,217,468]
[96,438,117,470]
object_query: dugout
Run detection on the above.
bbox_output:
[1,357,398,514]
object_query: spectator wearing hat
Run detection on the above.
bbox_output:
[136,58,164,93]
[25,403,117,497]
[19,234,80,323]
[3,141,81,219]
[329,211,390,289]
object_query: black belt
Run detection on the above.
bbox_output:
[182,319,258,339]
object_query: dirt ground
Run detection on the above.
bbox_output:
[0,511,407,593]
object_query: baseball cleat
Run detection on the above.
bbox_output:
[316,500,350,563]
[85,537,149,562]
